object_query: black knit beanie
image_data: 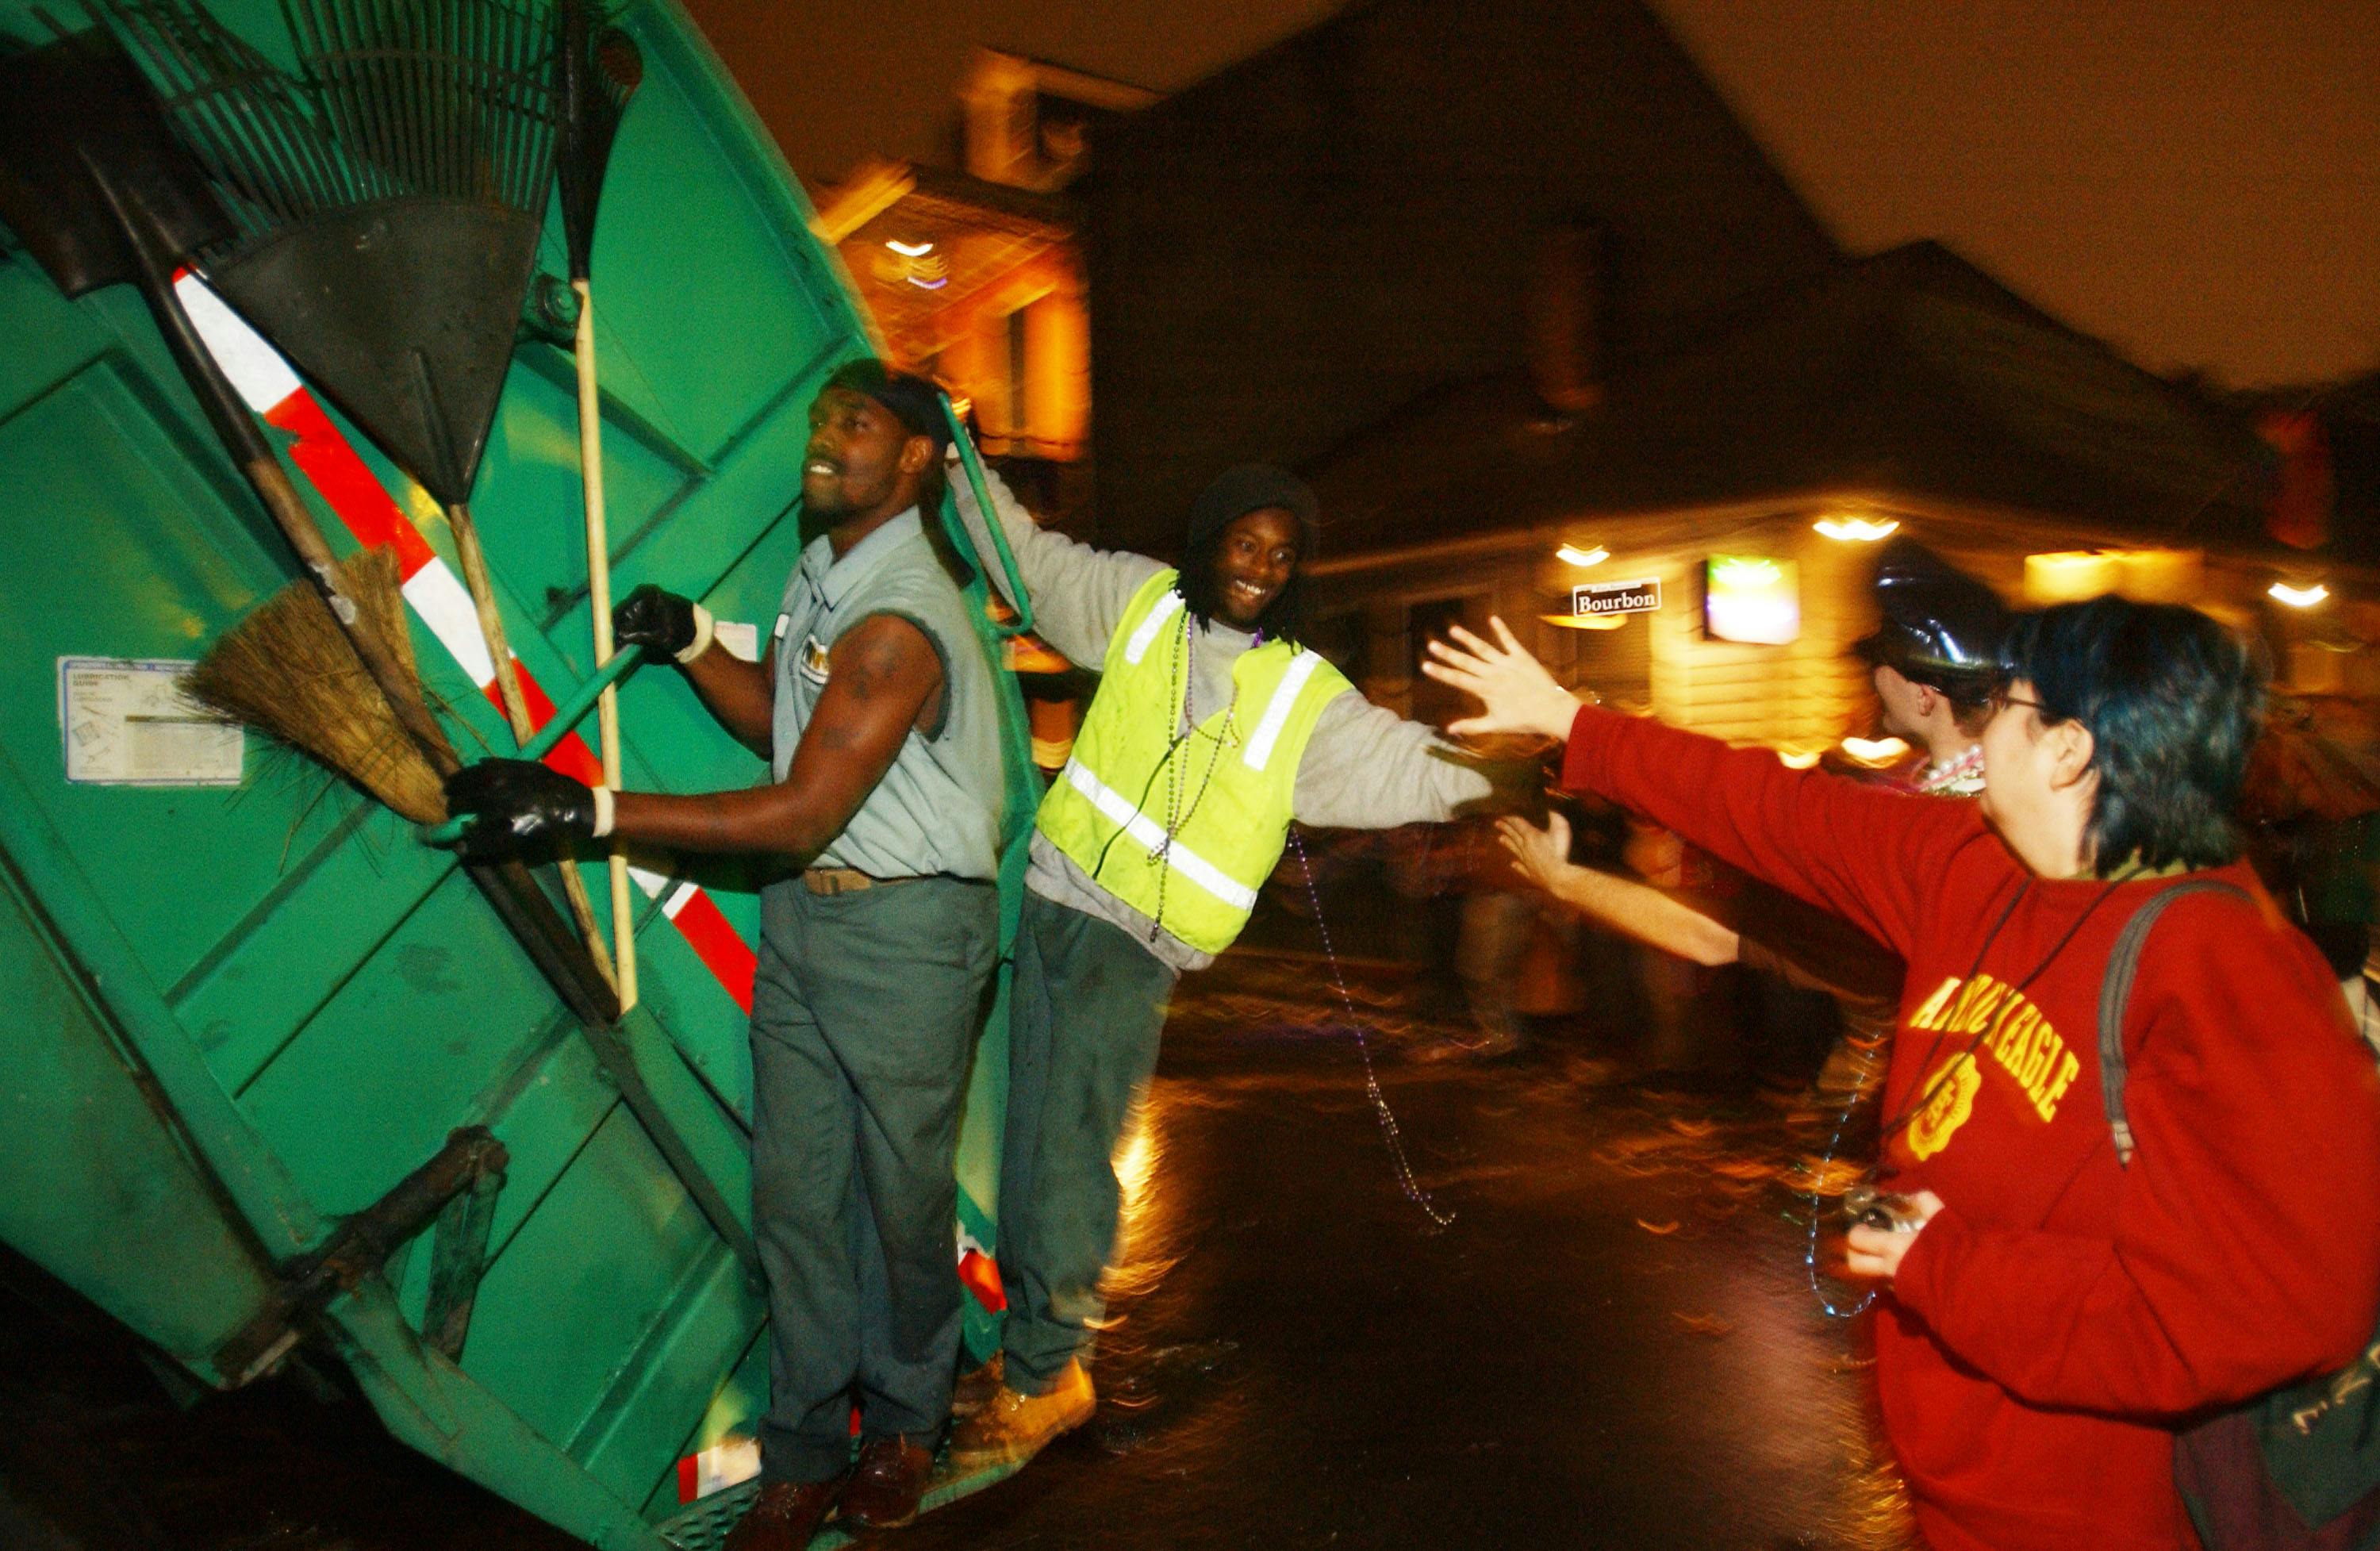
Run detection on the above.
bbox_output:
[1185,464,1319,559]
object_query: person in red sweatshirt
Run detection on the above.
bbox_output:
[1422,596,2380,1551]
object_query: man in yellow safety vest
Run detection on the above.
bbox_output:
[948,463,1501,1472]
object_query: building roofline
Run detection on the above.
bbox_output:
[1111,0,1837,263]
[962,48,1159,113]
[811,157,1078,247]
[1305,483,2350,578]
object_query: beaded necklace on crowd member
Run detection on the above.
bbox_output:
[1143,608,1247,943]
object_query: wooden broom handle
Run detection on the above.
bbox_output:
[575,278,638,1012]
[446,501,619,995]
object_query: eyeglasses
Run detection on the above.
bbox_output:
[1990,685,2048,716]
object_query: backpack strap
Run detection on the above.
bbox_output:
[2099,879,2253,1167]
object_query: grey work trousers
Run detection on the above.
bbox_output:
[749,874,996,1483]
[994,889,1178,1392]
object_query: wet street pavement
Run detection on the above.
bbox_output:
[896,947,1914,1551]
[1,946,1915,1551]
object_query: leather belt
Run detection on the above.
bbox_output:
[800,867,914,896]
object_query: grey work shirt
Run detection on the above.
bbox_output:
[954,466,1495,970]
[770,508,1004,882]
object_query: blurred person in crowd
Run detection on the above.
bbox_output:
[946,462,1499,1473]
[1425,598,2380,1551]
[1316,750,1556,1062]
[2237,694,2380,1055]
[1856,537,2006,796]
[1495,540,2009,1088]
[1415,813,1542,1059]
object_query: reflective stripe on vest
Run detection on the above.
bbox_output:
[1123,588,1186,665]
[1242,650,1324,771]
[1058,759,1260,912]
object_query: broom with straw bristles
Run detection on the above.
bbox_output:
[185,547,455,827]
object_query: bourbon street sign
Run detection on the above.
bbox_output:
[1572,577,1662,618]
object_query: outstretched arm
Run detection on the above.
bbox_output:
[1426,616,1983,960]
[1292,692,1500,827]
[951,459,1161,667]
[1499,813,1740,967]
[447,614,940,866]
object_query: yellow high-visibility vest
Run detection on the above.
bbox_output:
[1037,569,1352,954]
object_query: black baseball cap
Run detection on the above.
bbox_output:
[824,359,952,455]
[1852,537,2010,690]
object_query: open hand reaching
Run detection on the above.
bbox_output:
[1421,617,1586,742]
[1497,812,1574,894]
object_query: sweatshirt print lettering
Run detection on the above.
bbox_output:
[1901,972,2085,1157]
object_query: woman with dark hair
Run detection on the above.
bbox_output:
[1424,597,2380,1551]
[1987,597,2267,875]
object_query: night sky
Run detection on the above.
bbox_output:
[684,0,2379,390]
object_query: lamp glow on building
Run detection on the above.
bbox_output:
[1814,516,1899,543]
[1539,612,1626,632]
[884,237,935,256]
[1840,736,1909,764]
[2270,582,2331,608]
[1776,747,1823,770]
[1557,543,1609,568]
[2025,550,2121,604]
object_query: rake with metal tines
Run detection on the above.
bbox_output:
[0,21,450,777]
[92,0,562,513]
[97,0,619,990]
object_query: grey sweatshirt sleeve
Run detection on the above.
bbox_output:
[1292,692,1499,827]
[951,460,1164,668]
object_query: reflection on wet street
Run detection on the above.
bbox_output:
[0,946,1917,1551]
[896,947,1917,1551]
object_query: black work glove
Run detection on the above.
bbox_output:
[443,758,597,862]
[612,583,701,660]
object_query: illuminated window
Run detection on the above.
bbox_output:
[1703,555,1799,645]
[1005,305,1029,438]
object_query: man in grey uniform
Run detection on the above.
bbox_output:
[445,361,1007,1550]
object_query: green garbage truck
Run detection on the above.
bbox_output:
[0,2,1034,1544]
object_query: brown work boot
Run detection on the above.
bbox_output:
[950,1351,1005,1419]
[837,1434,934,1530]
[722,1476,843,1551]
[946,1357,1096,1470]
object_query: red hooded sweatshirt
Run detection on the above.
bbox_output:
[1563,704,2380,1551]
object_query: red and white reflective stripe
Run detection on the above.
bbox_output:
[175,271,758,1012]
[675,1434,761,1503]
[956,1226,1006,1313]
